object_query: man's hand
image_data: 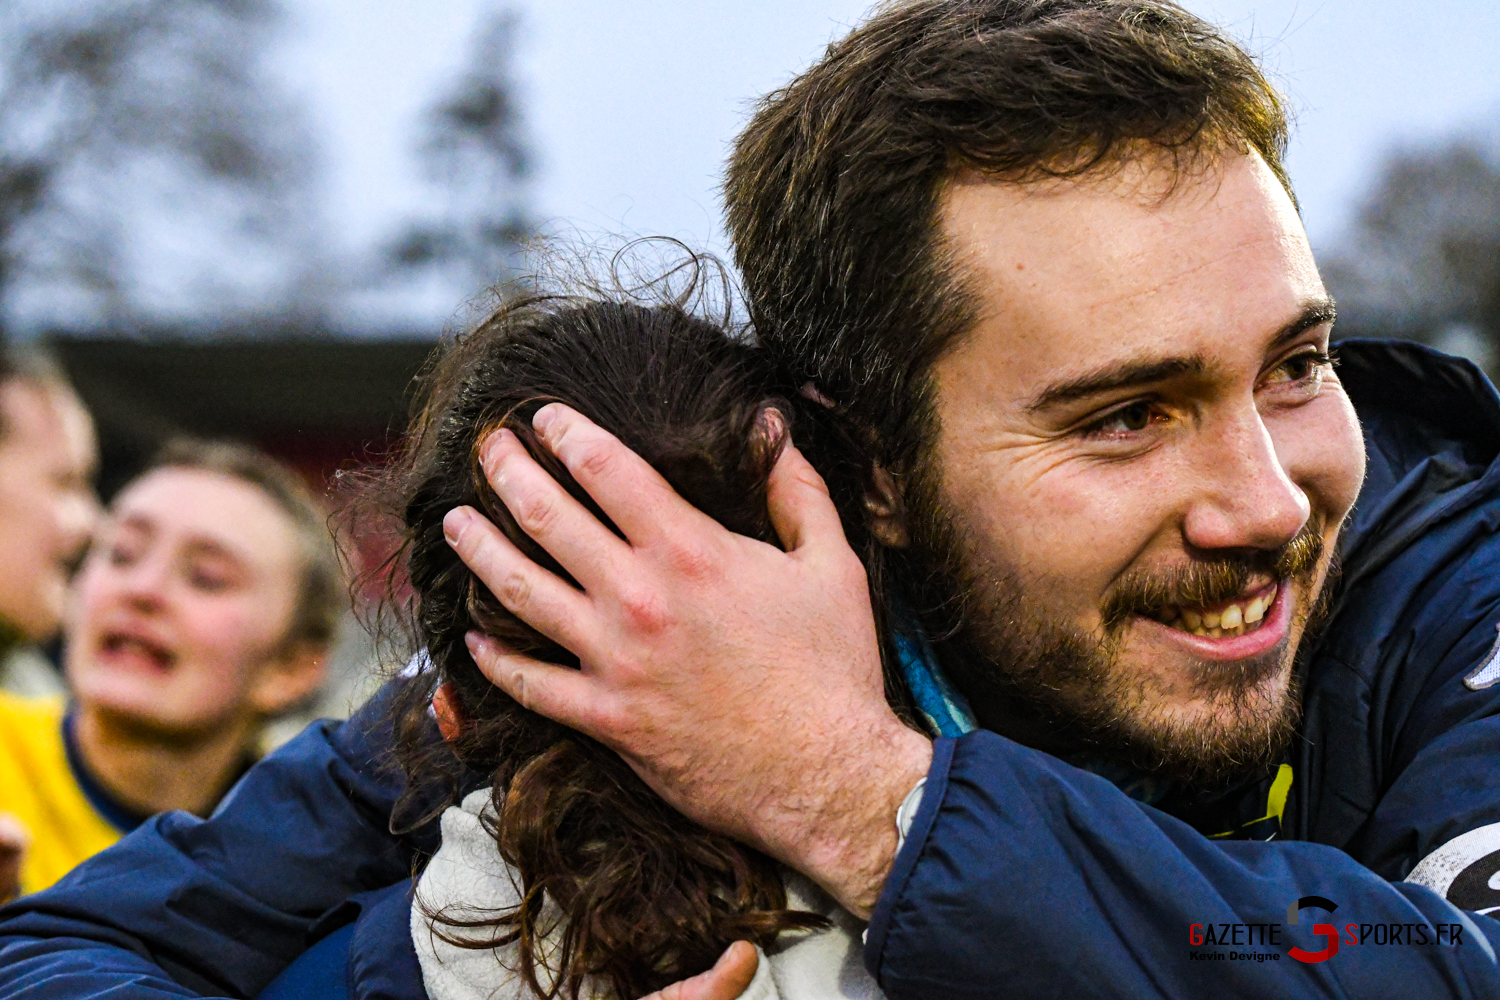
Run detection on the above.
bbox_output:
[444,403,932,917]
[641,942,759,1000]
[0,813,27,902]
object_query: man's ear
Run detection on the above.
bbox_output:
[865,464,910,548]
[248,641,328,718]
[432,682,463,742]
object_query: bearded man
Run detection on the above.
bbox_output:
[3,2,1498,998]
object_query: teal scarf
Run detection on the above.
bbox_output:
[891,606,976,738]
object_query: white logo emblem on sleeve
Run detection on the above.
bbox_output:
[1463,624,1500,691]
[1406,822,1500,915]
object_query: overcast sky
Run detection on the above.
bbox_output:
[280,0,1498,292]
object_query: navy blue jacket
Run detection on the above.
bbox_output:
[3,339,1500,999]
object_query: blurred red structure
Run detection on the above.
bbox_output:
[49,335,436,494]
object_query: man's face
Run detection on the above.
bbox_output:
[0,381,100,642]
[911,151,1365,780]
[66,467,315,738]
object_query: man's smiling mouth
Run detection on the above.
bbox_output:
[1149,582,1279,638]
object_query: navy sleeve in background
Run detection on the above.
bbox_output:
[866,732,1500,1000]
[0,679,440,1000]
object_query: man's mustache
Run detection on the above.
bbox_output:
[1099,517,1326,632]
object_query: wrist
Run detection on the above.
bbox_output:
[766,717,933,919]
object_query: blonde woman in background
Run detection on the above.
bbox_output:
[0,439,342,898]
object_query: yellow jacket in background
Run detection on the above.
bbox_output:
[0,691,124,896]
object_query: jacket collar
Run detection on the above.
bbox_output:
[1331,338,1500,601]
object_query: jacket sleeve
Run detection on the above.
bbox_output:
[864,733,1500,1000]
[0,678,441,1000]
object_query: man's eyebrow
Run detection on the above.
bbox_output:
[1026,356,1206,413]
[1024,298,1339,414]
[1268,297,1338,351]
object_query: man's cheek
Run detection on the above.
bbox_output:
[1268,391,1365,524]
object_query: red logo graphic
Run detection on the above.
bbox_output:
[1187,896,1466,965]
[1286,895,1340,963]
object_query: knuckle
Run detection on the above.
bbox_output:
[572,438,616,481]
[495,570,532,609]
[508,669,538,710]
[662,538,718,580]
[617,586,670,633]
[514,492,559,534]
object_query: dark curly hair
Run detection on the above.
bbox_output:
[376,283,917,999]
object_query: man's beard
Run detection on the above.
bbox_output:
[897,467,1332,788]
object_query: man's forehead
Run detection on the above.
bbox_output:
[936,151,1323,391]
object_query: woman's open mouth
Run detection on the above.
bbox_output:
[100,631,176,672]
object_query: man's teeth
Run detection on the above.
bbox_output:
[1154,585,1276,638]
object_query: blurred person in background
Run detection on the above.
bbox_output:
[0,349,100,904]
[0,439,341,899]
[0,350,99,683]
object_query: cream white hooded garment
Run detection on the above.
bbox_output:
[412,788,886,1000]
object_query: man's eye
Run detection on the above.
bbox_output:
[1117,402,1153,431]
[1088,401,1156,436]
[1266,349,1334,387]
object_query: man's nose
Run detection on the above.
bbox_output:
[1181,405,1310,553]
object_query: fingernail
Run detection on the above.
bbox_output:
[478,428,513,479]
[533,403,561,436]
[756,406,786,439]
[465,630,496,661]
[717,940,755,970]
[443,507,472,546]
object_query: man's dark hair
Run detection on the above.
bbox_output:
[725,0,1290,472]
